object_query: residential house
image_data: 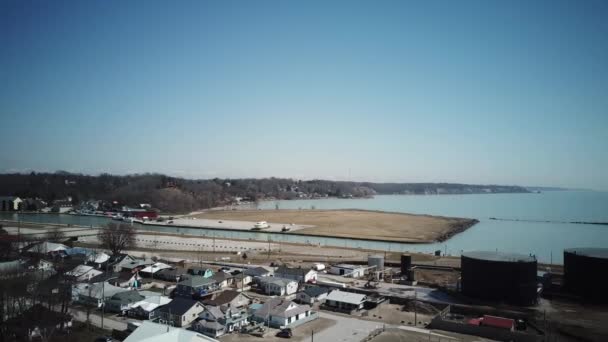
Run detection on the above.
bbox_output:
[187,267,214,278]
[194,305,249,338]
[113,256,152,273]
[51,197,73,213]
[139,262,172,277]
[154,298,205,327]
[296,286,329,305]
[124,321,218,342]
[328,264,367,278]
[88,252,111,269]
[104,253,138,272]
[243,266,273,279]
[251,298,315,329]
[211,271,233,288]
[202,290,251,311]
[275,266,317,283]
[108,271,142,288]
[26,241,69,255]
[66,264,103,282]
[159,257,186,268]
[35,259,55,272]
[128,295,172,320]
[155,268,186,282]
[231,272,253,288]
[73,282,127,308]
[175,276,220,299]
[0,260,24,277]
[259,277,298,296]
[324,290,367,312]
[89,272,125,284]
[106,290,146,313]
[193,320,226,339]
[0,196,22,211]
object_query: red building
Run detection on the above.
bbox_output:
[121,208,158,219]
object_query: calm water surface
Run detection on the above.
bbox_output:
[2,191,607,264]
[259,191,608,264]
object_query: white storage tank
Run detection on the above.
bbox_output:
[368,254,384,271]
[312,263,326,271]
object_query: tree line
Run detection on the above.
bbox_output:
[0,172,529,213]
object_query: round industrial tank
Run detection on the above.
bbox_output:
[564,248,608,302]
[368,255,384,271]
[400,254,412,275]
[461,251,538,306]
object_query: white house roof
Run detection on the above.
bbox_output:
[130,295,172,313]
[67,265,103,280]
[0,260,23,274]
[253,298,311,319]
[140,262,172,274]
[124,321,218,342]
[27,241,68,253]
[326,290,367,305]
[332,264,366,270]
[89,252,111,264]
[260,277,297,287]
[74,282,127,299]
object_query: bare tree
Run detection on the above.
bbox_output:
[44,229,65,242]
[97,222,136,255]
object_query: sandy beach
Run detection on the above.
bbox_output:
[189,209,477,243]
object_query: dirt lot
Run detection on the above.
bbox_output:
[370,328,496,342]
[192,209,477,243]
[362,303,434,326]
[221,317,336,342]
[414,268,461,287]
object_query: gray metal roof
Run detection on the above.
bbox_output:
[565,248,608,259]
[275,266,313,277]
[178,275,216,287]
[261,277,296,287]
[111,290,145,303]
[244,266,271,277]
[303,286,329,297]
[326,290,367,305]
[156,298,200,316]
[462,251,536,263]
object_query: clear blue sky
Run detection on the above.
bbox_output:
[1,0,607,190]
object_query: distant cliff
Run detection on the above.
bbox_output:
[0,172,529,213]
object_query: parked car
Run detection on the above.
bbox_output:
[276,328,293,338]
[94,336,113,342]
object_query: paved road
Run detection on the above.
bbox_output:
[69,308,129,331]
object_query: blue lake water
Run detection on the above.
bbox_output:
[2,191,607,264]
[258,191,608,264]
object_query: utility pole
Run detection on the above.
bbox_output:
[101,280,105,329]
[100,274,119,330]
[311,329,314,342]
[414,289,417,327]
[267,236,271,260]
